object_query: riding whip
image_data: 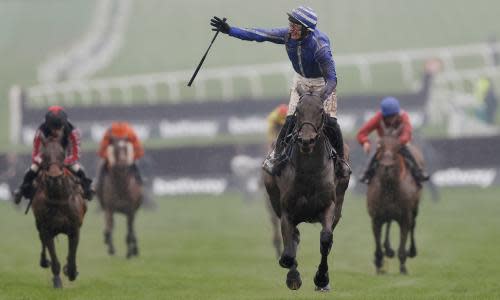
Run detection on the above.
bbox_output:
[187,17,227,87]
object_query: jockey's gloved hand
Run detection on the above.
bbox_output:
[320,80,337,101]
[210,16,230,34]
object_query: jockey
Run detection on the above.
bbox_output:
[211,6,350,178]
[357,97,430,185]
[13,106,94,203]
[96,122,144,189]
[267,104,288,147]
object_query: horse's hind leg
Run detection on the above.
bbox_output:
[126,212,138,258]
[45,236,62,288]
[64,230,80,281]
[279,214,301,290]
[371,219,385,274]
[383,222,395,258]
[104,209,115,255]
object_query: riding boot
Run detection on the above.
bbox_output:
[360,153,378,184]
[13,168,38,204]
[262,115,296,175]
[94,160,107,197]
[130,163,143,185]
[75,169,95,201]
[399,146,430,184]
[324,116,351,178]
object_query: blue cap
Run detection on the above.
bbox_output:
[380,97,400,117]
[287,6,317,31]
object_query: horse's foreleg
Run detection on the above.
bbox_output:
[383,222,395,258]
[372,219,384,274]
[314,202,335,291]
[398,219,410,274]
[104,209,115,255]
[45,236,62,288]
[407,209,417,258]
[279,214,301,290]
[39,232,50,268]
[64,230,80,281]
[126,212,138,258]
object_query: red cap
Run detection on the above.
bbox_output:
[277,104,288,116]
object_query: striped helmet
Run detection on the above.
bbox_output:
[287,6,317,31]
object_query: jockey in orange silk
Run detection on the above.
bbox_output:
[96,122,145,190]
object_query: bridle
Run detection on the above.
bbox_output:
[295,92,325,138]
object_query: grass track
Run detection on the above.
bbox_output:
[1,187,499,299]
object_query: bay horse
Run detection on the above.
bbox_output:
[31,135,87,288]
[97,137,143,258]
[262,86,350,291]
[366,129,423,274]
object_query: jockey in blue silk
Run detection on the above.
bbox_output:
[211,6,350,178]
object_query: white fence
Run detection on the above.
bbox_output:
[24,41,500,106]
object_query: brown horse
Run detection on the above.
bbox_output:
[367,130,423,274]
[31,135,87,288]
[263,87,350,291]
[97,137,143,258]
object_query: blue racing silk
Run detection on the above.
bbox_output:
[228,26,337,90]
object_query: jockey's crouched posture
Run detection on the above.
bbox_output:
[95,122,144,194]
[211,6,351,178]
[357,97,430,185]
[13,106,94,203]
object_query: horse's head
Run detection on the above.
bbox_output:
[41,135,66,190]
[295,85,325,154]
[107,137,133,169]
[376,131,403,177]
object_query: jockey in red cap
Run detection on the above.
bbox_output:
[13,106,94,203]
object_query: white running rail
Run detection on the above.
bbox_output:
[26,42,500,105]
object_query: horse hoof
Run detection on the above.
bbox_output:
[63,265,79,281]
[313,270,329,289]
[279,255,296,269]
[286,269,302,290]
[315,284,331,292]
[385,248,395,258]
[376,268,386,275]
[407,248,417,258]
[400,265,408,275]
[40,259,51,268]
[108,247,115,256]
[53,276,62,289]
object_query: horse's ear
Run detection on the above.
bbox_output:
[296,84,307,97]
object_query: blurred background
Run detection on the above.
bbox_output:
[1,1,500,298]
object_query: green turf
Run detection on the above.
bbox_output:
[0,186,499,299]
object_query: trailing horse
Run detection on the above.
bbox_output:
[262,86,350,291]
[97,137,143,258]
[366,130,423,274]
[31,135,87,288]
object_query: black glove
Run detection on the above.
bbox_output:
[210,16,230,34]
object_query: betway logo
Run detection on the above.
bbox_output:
[432,168,497,188]
[153,177,228,196]
[159,120,219,138]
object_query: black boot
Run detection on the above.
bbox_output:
[130,163,143,185]
[262,115,296,175]
[324,116,351,178]
[360,154,378,184]
[399,146,430,185]
[75,169,95,201]
[13,168,38,204]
